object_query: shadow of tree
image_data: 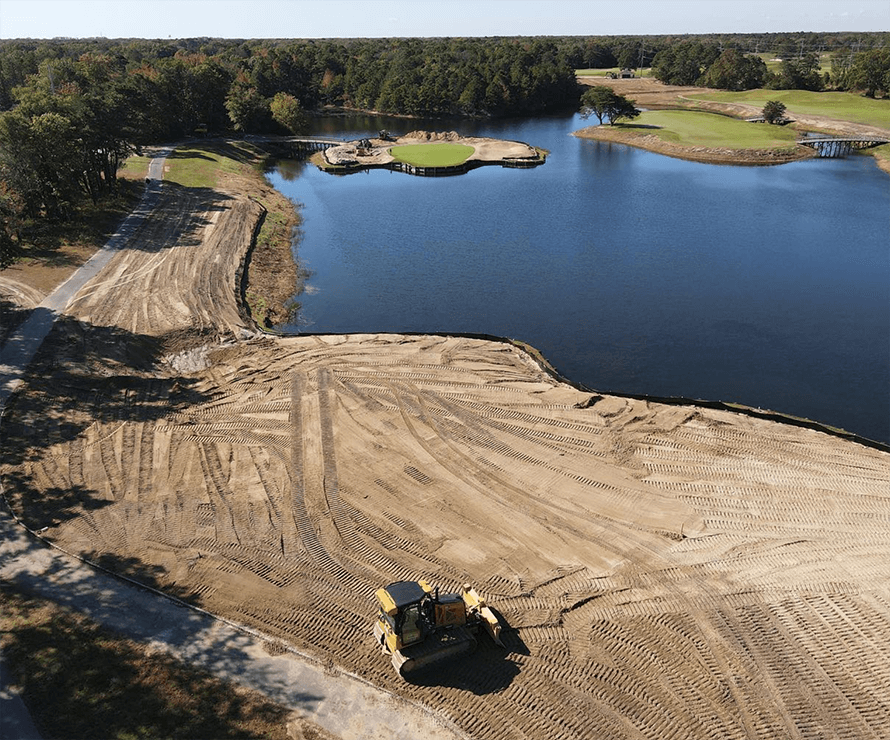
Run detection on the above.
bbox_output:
[1,318,215,520]
[0,580,297,740]
[0,474,112,531]
[0,297,32,346]
[82,550,206,605]
[167,139,269,170]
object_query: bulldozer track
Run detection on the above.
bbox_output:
[3,179,890,739]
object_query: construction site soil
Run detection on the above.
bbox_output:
[2,145,890,739]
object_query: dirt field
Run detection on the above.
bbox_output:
[2,150,890,739]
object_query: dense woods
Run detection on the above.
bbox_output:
[0,31,888,262]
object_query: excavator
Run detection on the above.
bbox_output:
[373,580,503,678]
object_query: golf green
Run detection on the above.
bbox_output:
[389,143,475,167]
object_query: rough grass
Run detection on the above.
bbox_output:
[389,143,475,167]
[0,581,291,740]
[164,143,252,189]
[629,109,801,149]
[687,89,890,128]
[118,153,151,181]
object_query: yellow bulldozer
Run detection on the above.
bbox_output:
[373,580,503,678]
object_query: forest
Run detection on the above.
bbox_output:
[0,31,888,263]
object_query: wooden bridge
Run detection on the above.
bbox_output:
[797,136,888,158]
[283,136,346,153]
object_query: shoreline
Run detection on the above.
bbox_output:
[573,124,819,166]
[576,77,890,173]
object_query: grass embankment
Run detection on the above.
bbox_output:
[633,109,801,149]
[389,142,475,167]
[0,581,293,740]
[576,109,806,164]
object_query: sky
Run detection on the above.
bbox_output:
[0,0,887,40]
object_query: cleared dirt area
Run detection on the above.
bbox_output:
[2,153,890,739]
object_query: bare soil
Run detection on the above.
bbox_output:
[2,142,890,739]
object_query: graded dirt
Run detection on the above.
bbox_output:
[2,143,890,740]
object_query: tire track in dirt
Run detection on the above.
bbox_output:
[4,165,890,739]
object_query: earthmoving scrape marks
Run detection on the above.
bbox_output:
[714,595,890,738]
[636,420,890,539]
[557,601,890,740]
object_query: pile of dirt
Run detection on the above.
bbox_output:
[401,130,462,141]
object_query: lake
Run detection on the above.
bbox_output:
[266,112,890,445]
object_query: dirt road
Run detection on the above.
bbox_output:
[2,146,890,739]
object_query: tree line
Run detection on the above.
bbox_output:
[648,40,889,94]
[1,33,888,265]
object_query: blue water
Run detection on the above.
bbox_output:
[267,113,890,444]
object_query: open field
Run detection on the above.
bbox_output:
[389,143,475,167]
[2,140,890,739]
[687,89,890,129]
[622,109,802,149]
[576,68,652,77]
[577,77,890,169]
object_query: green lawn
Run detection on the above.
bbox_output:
[389,143,475,167]
[117,154,151,180]
[164,145,244,188]
[688,89,890,128]
[629,109,802,149]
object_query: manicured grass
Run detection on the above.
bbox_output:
[687,89,890,128]
[164,145,246,188]
[389,143,475,167]
[627,109,801,149]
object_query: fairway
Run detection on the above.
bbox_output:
[389,142,475,167]
[634,109,801,149]
[688,89,890,129]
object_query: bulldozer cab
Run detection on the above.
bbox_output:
[375,580,432,648]
[399,603,422,645]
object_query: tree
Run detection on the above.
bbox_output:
[580,85,640,125]
[700,49,767,91]
[762,100,787,124]
[0,182,24,267]
[771,53,824,91]
[651,41,721,85]
[225,76,269,132]
[849,48,890,98]
[269,92,307,134]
